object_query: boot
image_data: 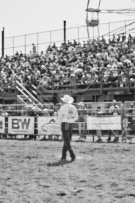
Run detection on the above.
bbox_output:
[107,136,111,142]
[96,138,103,143]
[113,137,119,143]
[71,154,76,162]
[70,151,76,162]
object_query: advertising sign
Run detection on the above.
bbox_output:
[87,116,121,130]
[0,117,5,133]
[8,117,34,134]
[38,117,62,135]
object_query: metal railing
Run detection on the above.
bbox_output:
[3,18,135,56]
[0,101,134,142]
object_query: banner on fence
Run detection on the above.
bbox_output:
[8,117,34,134]
[38,117,62,135]
[87,116,121,130]
[0,117,5,133]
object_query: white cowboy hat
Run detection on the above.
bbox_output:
[61,95,74,104]
[78,102,84,106]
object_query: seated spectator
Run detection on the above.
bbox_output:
[1,33,135,94]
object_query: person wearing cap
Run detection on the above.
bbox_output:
[32,44,36,54]
[77,102,87,141]
[58,95,78,162]
[121,114,128,143]
[95,106,104,143]
[128,102,135,138]
[128,103,135,115]
[107,100,120,143]
[109,100,120,114]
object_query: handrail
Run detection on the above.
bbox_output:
[16,86,29,100]
[16,81,43,106]
[16,86,32,103]
[17,95,27,104]
[31,84,37,90]
[16,81,38,103]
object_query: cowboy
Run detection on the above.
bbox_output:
[58,95,78,162]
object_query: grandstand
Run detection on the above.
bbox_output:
[1,0,135,107]
[1,19,135,106]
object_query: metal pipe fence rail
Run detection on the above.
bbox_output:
[0,101,134,143]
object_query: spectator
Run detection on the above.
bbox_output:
[128,102,135,138]
[32,44,36,54]
[107,100,120,143]
[1,34,135,95]
[95,106,104,143]
[77,102,87,141]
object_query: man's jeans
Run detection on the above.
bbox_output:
[61,122,75,159]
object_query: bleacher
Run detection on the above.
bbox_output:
[1,33,135,104]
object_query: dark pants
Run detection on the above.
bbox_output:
[61,122,75,159]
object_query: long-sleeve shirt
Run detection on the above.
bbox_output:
[109,105,120,114]
[58,103,78,123]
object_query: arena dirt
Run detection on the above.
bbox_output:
[0,139,135,203]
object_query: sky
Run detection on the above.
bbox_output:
[0,0,135,55]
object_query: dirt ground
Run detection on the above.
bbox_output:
[0,137,135,203]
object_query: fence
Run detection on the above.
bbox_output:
[3,18,135,56]
[1,101,134,142]
[0,101,123,115]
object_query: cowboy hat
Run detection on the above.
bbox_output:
[61,95,74,104]
[78,102,84,106]
[130,103,134,106]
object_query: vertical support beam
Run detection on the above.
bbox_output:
[50,31,52,44]
[37,33,39,53]
[100,73,103,94]
[108,23,110,42]
[77,27,80,42]
[125,20,127,37]
[97,25,100,38]
[24,35,26,55]
[1,27,4,57]
[13,36,14,55]
[64,20,66,43]
[93,27,94,40]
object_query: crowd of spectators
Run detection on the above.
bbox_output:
[1,33,135,93]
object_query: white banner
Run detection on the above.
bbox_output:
[0,117,5,133]
[38,117,62,135]
[87,116,121,130]
[8,117,34,134]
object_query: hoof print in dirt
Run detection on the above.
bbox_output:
[57,192,66,196]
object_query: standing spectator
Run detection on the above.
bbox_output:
[128,102,135,138]
[77,102,87,141]
[121,114,128,142]
[32,44,36,54]
[95,106,104,143]
[107,100,120,143]
[2,106,8,139]
[58,95,78,162]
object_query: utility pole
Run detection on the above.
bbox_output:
[1,27,4,57]
[63,20,66,43]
